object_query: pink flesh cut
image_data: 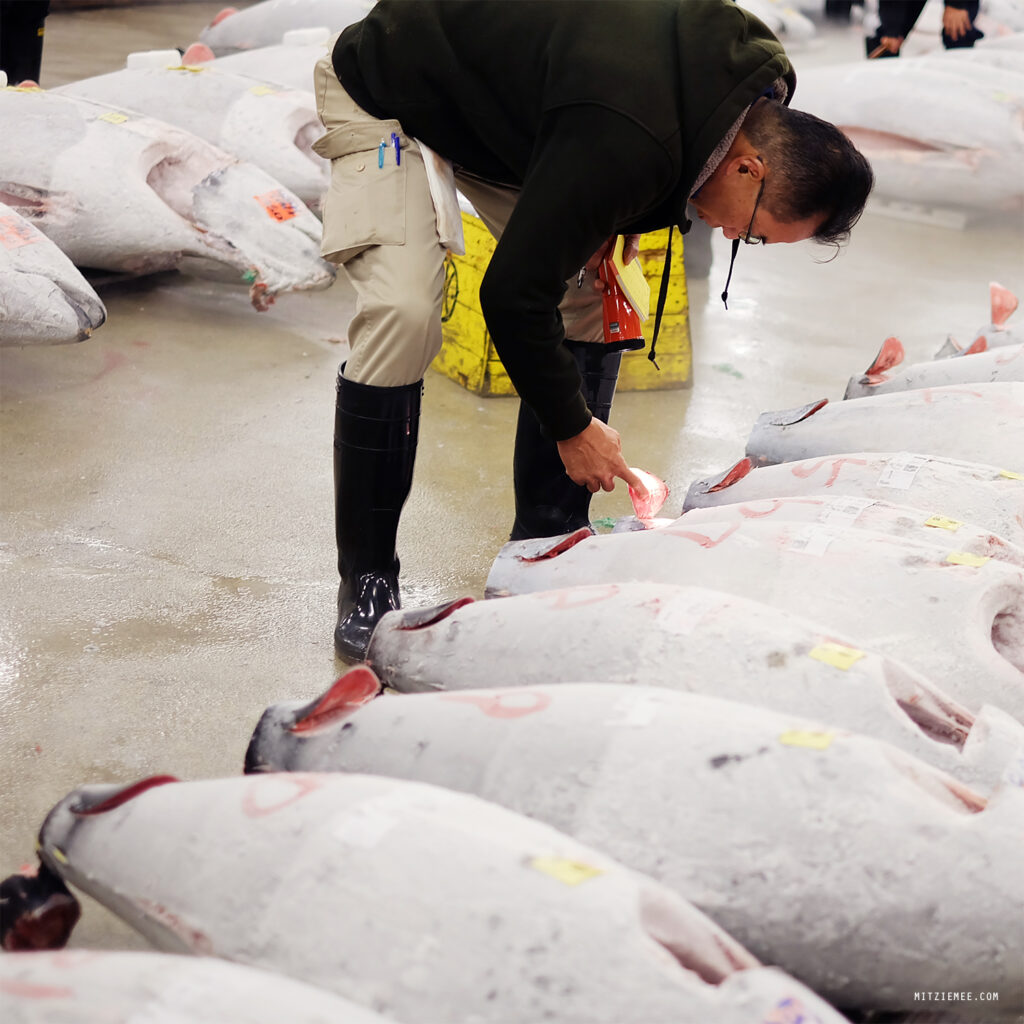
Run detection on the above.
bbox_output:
[290,666,382,733]
[181,42,216,63]
[73,776,180,816]
[707,457,753,493]
[991,282,1018,327]
[210,7,238,27]
[629,468,669,520]
[964,335,988,355]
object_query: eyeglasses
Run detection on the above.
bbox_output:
[738,177,766,245]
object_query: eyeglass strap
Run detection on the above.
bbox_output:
[720,238,740,310]
[648,224,673,371]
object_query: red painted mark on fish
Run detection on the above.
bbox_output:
[920,387,984,404]
[542,584,621,609]
[737,498,820,518]
[790,457,869,488]
[664,522,741,547]
[0,215,40,249]
[134,898,214,955]
[441,692,552,719]
[242,773,326,818]
[0,979,73,1000]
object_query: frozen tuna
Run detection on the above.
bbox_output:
[0,86,333,310]
[245,680,1024,1012]
[796,59,1024,211]
[845,335,1024,398]
[199,0,373,55]
[683,451,1024,548]
[0,201,105,345]
[0,949,395,1024]
[366,593,1021,793]
[15,772,850,1024]
[56,57,329,211]
[745,383,1024,472]
[209,29,332,92]
[486,518,1024,719]
[944,281,1023,355]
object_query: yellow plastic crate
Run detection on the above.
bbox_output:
[433,213,691,396]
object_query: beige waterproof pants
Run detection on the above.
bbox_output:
[313,49,603,388]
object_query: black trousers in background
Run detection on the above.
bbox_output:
[866,0,982,56]
[0,1,51,84]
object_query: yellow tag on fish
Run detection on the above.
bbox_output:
[248,85,278,96]
[946,551,990,567]
[167,64,206,73]
[999,469,1024,480]
[530,856,604,886]
[779,730,835,751]
[925,515,962,531]
[98,111,128,124]
[808,642,866,671]
[49,847,68,864]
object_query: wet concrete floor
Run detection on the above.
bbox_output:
[1,1,1023,955]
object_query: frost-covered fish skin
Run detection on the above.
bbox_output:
[0,201,105,345]
[0,87,334,310]
[0,949,397,1024]
[366,587,1021,793]
[245,680,1024,1013]
[208,29,332,93]
[198,0,374,55]
[746,383,1024,472]
[845,337,1024,398]
[20,772,849,1024]
[486,517,1024,719]
[683,451,1024,547]
[56,58,329,211]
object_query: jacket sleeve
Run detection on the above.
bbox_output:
[478,104,676,441]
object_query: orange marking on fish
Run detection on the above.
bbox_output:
[441,692,552,719]
[664,522,741,547]
[789,457,869,488]
[543,584,621,609]
[0,979,74,999]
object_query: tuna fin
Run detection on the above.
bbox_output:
[393,596,475,632]
[706,457,753,494]
[289,666,382,734]
[961,335,988,356]
[758,398,828,428]
[863,336,905,380]
[990,281,1018,327]
[934,335,962,360]
[72,776,180,816]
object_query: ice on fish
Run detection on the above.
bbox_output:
[13,772,849,1024]
[0,86,334,309]
[365,584,1022,793]
[0,949,397,1024]
[486,517,1024,719]
[199,0,374,55]
[746,383,1024,473]
[208,29,333,93]
[845,337,1024,397]
[683,451,1024,548]
[56,57,329,211]
[245,680,1024,1013]
[0,201,105,345]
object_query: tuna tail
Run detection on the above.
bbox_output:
[0,862,81,950]
[861,336,905,383]
[934,335,963,360]
[990,282,1018,328]
[681,458,753,510]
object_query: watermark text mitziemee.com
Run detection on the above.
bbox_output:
[914,991,1000,1003]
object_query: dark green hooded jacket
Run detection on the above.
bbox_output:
[333,0,794,439]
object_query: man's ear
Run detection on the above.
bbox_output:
[736,154,764,180]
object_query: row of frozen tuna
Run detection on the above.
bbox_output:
[3,291,1023,1020]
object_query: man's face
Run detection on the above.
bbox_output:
[691,159,822,245]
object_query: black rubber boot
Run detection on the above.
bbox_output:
[509,341,622,541]
[334,368,421,661]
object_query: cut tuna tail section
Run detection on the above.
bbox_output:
[0,863,81,951]
[862,336,905,382]
[991,282,1018,328]
[287,665,382,734]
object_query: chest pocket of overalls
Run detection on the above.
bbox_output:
[312,121,408,264]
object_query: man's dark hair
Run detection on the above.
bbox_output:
[744,100,874,246]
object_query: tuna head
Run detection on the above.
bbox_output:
[244,664,382,773]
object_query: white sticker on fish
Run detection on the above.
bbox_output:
[878,453,929,489]
[788,526,839,557]
[818,497,876,526]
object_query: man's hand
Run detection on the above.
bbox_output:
[557,418,649,498]
[943,4,972,40]
[583,234,642,291]
[878,34,904,54]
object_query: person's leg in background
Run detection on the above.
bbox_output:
[941,0,981,48]
[864,0,926,56]
[313,52,446,661]
[0,1,50,85]
[456,174,629,541]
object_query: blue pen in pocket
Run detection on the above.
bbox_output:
[391,132,401,166]
[378,137,386,169]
